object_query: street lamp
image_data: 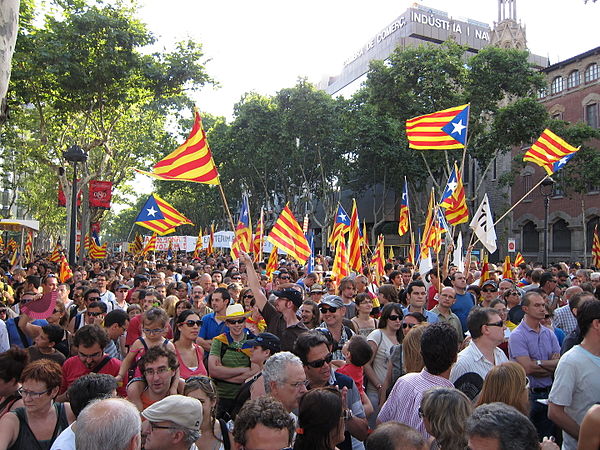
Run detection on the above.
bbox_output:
[540,177,555,268]
[63,145,88,265]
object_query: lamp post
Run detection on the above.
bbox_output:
[540,177,555,268]
[63,145,88,265]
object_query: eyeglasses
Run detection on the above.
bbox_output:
[17,387,51,398]
[319,306,337,314]
[226,318,246,325]
[143,327,165,335]
[486,320,504,327]
[149,422,181,432]
[305,353,333,368]
[184,320,202,327]
[506,291,519,296]
[144,367,171,377]
[388,315,402,321]
[78,350,103,360]
[287,380,309,389]
[52,309,61,314]
[402,323,417,329]
[86,311,103,317]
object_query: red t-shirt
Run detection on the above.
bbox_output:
[336,363,365,395]
[125,314,173,347]
[60,354,126,397]
[427,285,439,310]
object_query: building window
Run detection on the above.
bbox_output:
[523,173,532,193]
[567,70,580,89]
[538,87,548,99]
[522,221,539,253]
[550,76,564,95]
[585,63,599,83]
[552,112,562,120]
[586,103,599,129]
[552,219,571,253]
[586,217,600,251]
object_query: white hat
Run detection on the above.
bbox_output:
[141,395,203,431]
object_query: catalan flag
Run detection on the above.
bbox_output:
[502,255,513,280]
[421,190,445,253]
[479,252,490,287]
[514,252,525,267]
[10,249,18,266]
[59,253,73,283]
[89,241,107,259]
[439,163,469,225]
[398,178,410,236]
[24,231,33,264]
[523,129,579,175]
[251,209,264,260]
[207,224,215,256]
[142,234,157,256]
[348,199,363,273]
[231,198,252,260]
[406,104,470,150]
[135,194,194,236]
[136,110,220,184]
[388,246,395,261]
[131,233,144,255]
[267,204,311,264]
[49,244,62,263]
[370,235,385,280]
[593,225,600,269]
[193,228,203,259]
[266,245,279,280]
[361,221,369,256]
[331,238,349,281]
[328,204,351,247]
[7,239,17,253]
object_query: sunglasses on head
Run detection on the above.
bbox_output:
[226,318,246,325]
[305,353,333,368]
[184,320,202,327]
[319,306,337,314]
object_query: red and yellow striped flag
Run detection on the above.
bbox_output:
[135,194,194,236]
[24,231,33,264]
[514,252,525,267]
[348,199,362,273]
[59,253,73,283]
[331,238,349,281]
[398,179,410,236]
[89,241,107,259]
[193,228,203,259]
[251,210,264,261]
[406,231,416,265]
[439,163,469,226]
[502,255,513,280]
[142,234,157,256]
[370,235,385,281]
[207,224,215,256]
[361,221,369,256]
[479,252,490,287]
[524,129,579,175]
[231,199,251,260]
[593,226,600,269]
[267,204,311,264]
[49,244,62,263]
[266,245,279,280]
[137,110,220,184]
[406,104,470,150]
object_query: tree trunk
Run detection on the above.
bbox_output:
[0,0,20,124]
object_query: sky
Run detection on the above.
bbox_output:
[126,0,599,205]
[138,0,599,120]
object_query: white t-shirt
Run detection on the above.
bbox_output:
[50,423,75,450]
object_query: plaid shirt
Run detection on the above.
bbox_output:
[554,305,578,335]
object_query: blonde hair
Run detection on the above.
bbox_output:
[402,324,428,373]
[162,295,179,317]
[476,362,529,415]
[420,387,472,449]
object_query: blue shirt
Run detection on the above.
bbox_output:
[6,318,47,348]
[401,307,439,324]
[198,312,227,341]
[452,292,475,332]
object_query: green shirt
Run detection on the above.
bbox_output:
[209,331,251,399]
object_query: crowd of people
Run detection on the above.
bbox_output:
[0,248,599,450]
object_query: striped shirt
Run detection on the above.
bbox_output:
[377,369,453,438]
[449,340,508,383]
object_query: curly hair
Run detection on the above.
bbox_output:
[138,346,179,375]
[233,397,295,446]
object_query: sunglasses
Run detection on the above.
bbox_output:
[87,296,101,301]
[184,320,202,327]
[279,275,291,280]
[388,315,402,321]
[243,294,254,299]
[486,320,504,327]
[482,289,497,293]
[402,323,417,329]
[305,353,333,368]
[226,318,246,325]
[0,309,6,314]
[86,311,103,317]
[319,306,337,314]
[232,276,242,280]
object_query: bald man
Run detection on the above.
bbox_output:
[430,286,463,339]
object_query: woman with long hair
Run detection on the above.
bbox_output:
[351,294,378,337]
[476,361,530,416]
[420,387,472,449]
[174,310,207,379]
[294,387,345,450]
[364,303,403,427]
[184,376,232,450]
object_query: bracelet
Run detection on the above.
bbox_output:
[376,384,383,390]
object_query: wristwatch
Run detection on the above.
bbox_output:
[343,409,353,421]
[536,359,542,367]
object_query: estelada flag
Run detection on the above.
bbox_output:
[406,104,470,150]
[348,199,363,273]
[523,129,579,175]
[136,110,220,184]
[231,198,252,260]
[135,194,194,236]
[439,162,469,226]
[328,204,351,248]
[267,204,311,264]
[49,244,62,263]
[331,238,349,281]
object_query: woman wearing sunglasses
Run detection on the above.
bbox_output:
[208,304,258,419]
[173,310,207,380]
[364,303,403,427]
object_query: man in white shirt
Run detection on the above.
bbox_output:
[450,307,508,384]
[95,273,117,312]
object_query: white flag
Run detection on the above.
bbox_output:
[469,194,497,254]
[453,233,464,270]
[419,249,433,276]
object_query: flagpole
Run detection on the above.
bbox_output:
[217,183,236,232]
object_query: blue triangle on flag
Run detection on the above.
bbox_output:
[441,105,469,145]
[136,195,166,222]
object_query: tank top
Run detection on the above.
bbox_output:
[10,402,69,450]
[175,343,208,379]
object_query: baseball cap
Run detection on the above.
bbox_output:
[481,280,498,290]
[141,395,203,431]
[245,332,281,354]
[321,295,344,309]
[310,284,325,294]
[116,284,130,291]
[272,288,303,308]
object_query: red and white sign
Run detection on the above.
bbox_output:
[507,238,516,253]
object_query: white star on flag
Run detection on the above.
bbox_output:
[338,213,347,222]
[445,180,458,194]
[452,120,466,135]
[146,206,158,217]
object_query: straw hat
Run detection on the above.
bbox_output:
[217,303,251,320]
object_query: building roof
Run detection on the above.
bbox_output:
[543,46,600,73]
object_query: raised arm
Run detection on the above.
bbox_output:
[240,251,267,312]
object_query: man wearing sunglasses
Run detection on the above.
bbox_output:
[480,280,500,308]
[318,295,354,361]
[450,307,508,385]
[294,330,368,450]
[241,252,308,353]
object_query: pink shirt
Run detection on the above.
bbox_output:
[175,343,208,379]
